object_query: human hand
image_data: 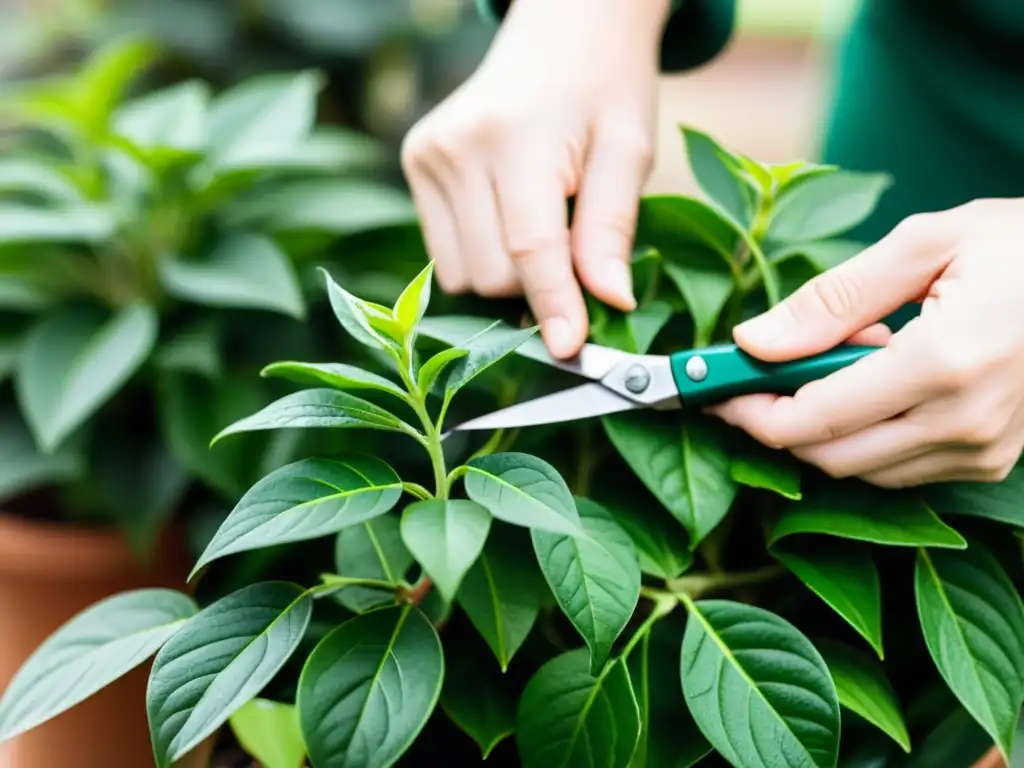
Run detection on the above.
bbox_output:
[709,199,1024,487]
[401,0,672,358]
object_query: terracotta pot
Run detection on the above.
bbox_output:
[973,746,1006,768]
[0,514,213,768]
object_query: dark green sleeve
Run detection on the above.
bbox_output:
[475,0,736,72]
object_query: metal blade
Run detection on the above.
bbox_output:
[443,382,641,434]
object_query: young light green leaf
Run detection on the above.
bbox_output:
[0,408,83,505]
[16,302,157,452]
[532,498,640,674]
[816,639,910,752]
[400,499,491,603]
[768,160,838,190]
[926,464,1024,528]
[205,70,322,168]
[0,204,116,245]
[603,411,737,549]
[114,79,209,155]
[333,515,412,613]
[681,599,841,768]
[0,159,83,202]
[517,648,641,768]
[321,267,397,351]
[211,388,408,445]
[681,126,755,226]
[192,455,403,576]
[441,641,517,759]
[770,483,966,549]
[767,170,892,243]
[771,538,883,658]
[458,531,544,671]
[229,699,306,768]
[393,261,434,336]
[74,36,157,128]
[915,544,1024,760]
[261,361,406,401]
[298,606,443,768]
[604,498,692,580]
[464,452,583,537]
[147,582,313,768]
[417,346,469,396]
[0,589,197,742]
[160,234,305,319]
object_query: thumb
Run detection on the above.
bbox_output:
[734,215,958,361]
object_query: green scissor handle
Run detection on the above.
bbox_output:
[669,343,880,407]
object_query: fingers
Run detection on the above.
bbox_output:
[403,167,467,293]
[494,158,586,358]
[571,125,652,311]
[791,417,933,478]
[859,450,1005,488]
[734,211,959,362]
[449,168,520,298]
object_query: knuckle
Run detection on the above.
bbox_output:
[892,212,940,245]
[950,414,1002,447]
[805,273,860,322]
[506,229,570,263]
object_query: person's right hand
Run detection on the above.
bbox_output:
[401,0,672,358]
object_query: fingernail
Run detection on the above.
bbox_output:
[606,259,636,309]
[542,317,574,358]
[736,309,787,346]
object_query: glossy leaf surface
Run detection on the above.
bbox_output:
[400,499,491,602]
[333,515,411,613]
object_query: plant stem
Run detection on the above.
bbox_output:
[310,574,398,597]
[666,563,784,599]
[621,592,677,659]
[402,481,432,500]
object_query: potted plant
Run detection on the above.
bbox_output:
[1,125,1020,768]
[0,35,418,766]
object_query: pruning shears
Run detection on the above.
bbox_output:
[445,339,880,434]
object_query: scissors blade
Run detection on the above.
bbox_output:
[444,382,641,434]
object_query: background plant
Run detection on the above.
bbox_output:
[2,126,1023,768]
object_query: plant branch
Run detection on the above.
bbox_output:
[622,592,677,659]
[310,574,399,598]
[402,481,432,500]
[666,563,785,600]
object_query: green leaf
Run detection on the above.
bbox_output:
[681,599,841,767]
[729,437,802,500]
[229,699,306,768]
[915,544,1024,759]
[417,346,469,396]
[0,408,83,505]
[322,267,397,351]
[400,499,491,603]
[771,537,883,658]
[769,240,865,272]
[516,647,640,768]
[816,639,910,752]
[114,79,209,156]
[160,234,305,319]
[0,589,196,742]
[681,126,755,226]
[603,411,737,549]
[926,465,1024,528]
[193,455,403,576]
[393,261,433,336]
[152,321,220,379]
[532,498,640,674]
[333,514,411,613]
[464,452,583,537]
[205,70,322,169]
[770,483,967,549]
[768,160,838,190]
[0,275,55,312]
[16,303,158,452]
[262,361,406,400]
[0,204,115,245]
[904,706,996,768]
[0,159,83,202]
[434,321,539,403]
[418,315,551,367]
[636,195,740,257]
[147,582,313,768]
[440,641,517,759]
[211,388,407,445]
[662,259,734,346]
[457,530,543,671]
[767,171,892,243]
[75,36,157,129]
[210,125,386,176]
[604,498,692,580]
[298,606,443,768]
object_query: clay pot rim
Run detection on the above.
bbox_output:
[0,513,185,582]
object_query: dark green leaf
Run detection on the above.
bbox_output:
[333,514,411,613]
[211,388,408,444]
[516,647,640,768]
[0,589,196,742]
[152,321,220,378]
[767,171,892,243]
[626,301,673,354]
[400,499,491,603]
[729,436,802,499]
[262,361,406,400]
[457,530,543,671]
[228,699,306,768]
[532,498,640,673]
[662,258,734,346]
[926,465,1024,528]
[771,537,883,657]
[604,498,692,580]
[635,195,740,257]
[816,639,910,752]
[298,606,443,768]
[681,127,755,226]
[904,706,996,768]
[464,452,583,537]
[770,484,966,549]
[160,234,305,319]
[148,582,312,768]
[681,599,840,767]
[0,408,83,505]
[0,204,115,245]
[193,455,403,576]
[16,303,157,451]
[434,321,539,403]
[915,544,1024,759]
[440,641,517,759]
[603,411,737,549]
[418,315,551,366]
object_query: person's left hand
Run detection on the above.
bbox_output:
[708,198,1024,488]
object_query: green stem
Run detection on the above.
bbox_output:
[446,465,469,494]
[739,229,779,307]
[402,481,432,500]
[667,563,784,599]
[622,593,677,660]
[310,574,399,597]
